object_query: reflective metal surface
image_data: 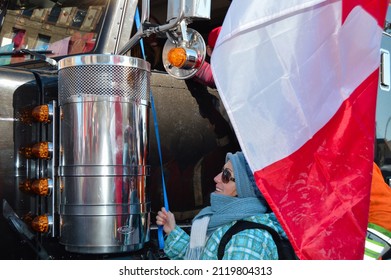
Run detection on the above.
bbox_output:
[167,0,211,21]
[58,55,151,253]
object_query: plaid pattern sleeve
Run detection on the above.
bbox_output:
[164,225,190,260]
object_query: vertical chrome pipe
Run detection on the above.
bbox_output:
[57,54,151,254]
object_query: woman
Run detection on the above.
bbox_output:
[156,151,288,260]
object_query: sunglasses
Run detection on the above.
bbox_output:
[221,167,235,183]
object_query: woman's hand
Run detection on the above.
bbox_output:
[156,207,176,234]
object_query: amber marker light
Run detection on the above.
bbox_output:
[167,47,187,68]
[32,142,53,159]
[31,178,52,196]
[31,214,50,233]
[162,28,206,79]
[32,104,51,123]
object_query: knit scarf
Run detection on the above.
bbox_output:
[184,193,268,259]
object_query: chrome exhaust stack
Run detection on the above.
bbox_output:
[57,55,151,254]
[56,0,211,254]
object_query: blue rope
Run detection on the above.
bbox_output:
[134,8,169,250]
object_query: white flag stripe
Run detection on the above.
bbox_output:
[212,1,382,172]
[215,0,327,48]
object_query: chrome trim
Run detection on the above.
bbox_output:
[58,54,151,71]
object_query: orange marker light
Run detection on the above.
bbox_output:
[31,214,49,233]
[31,178,52,196]
[167,47,187,68]
[32,142,52,160]
[32,104,50,123]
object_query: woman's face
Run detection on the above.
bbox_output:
[214,160,237,197]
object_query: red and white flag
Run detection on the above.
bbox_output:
[212,0,388,259]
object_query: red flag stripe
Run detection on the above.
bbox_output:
[254,69,379,259]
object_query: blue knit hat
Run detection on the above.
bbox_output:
[225,151,263,199]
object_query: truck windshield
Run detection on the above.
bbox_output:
[0,0,108,65]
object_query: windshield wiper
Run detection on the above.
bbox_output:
[0,49,52,56]
[0,49,57,66]
[20,49,57,66]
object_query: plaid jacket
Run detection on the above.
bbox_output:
[163,213,287,260]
